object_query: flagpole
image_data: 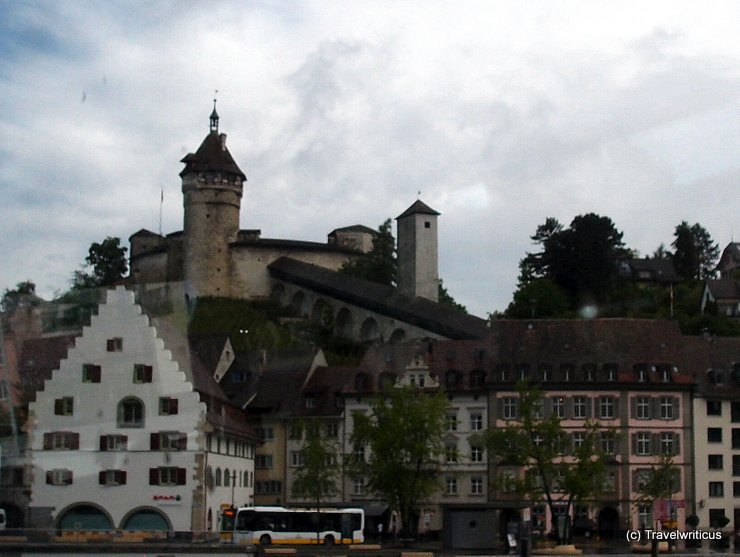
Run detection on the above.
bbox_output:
[159,188,164,236]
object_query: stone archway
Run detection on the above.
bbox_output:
[360,317,380,342]
[290,290,307,316]
[121,507,172,531]
[270,283,285,305]
[57,502,114,530]
[335,307,354,338]
[597,506,620,538]
[311,298,332,328]
[389,328,406,342]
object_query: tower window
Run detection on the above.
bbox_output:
[424,221,431,228]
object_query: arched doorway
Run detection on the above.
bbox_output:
[121,507,172,531]
[598,506,620,538]
[57,503,113,530]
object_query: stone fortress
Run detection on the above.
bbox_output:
[129,105,488,342]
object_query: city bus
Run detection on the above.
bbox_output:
[222,506,364,545]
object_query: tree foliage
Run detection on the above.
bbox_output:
[73,237,128,289]
[1,280,40,313]
[505,279,570,318]
[341,219,397,287]
[291,421,339,543]
[349,385,448,536]
[671,221,719,281]
[484,383,612,544]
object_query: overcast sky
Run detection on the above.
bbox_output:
[1,1,739,317]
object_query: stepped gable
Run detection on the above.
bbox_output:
[268,256,488,340]
[18,334,78,398]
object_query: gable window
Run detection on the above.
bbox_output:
[604,364,618,382]
[82,364,102,383]
[158,397,178,416]
[43,432,79,451]
[106,337,123,352]
[46,469,73,485]
[117,397,144,428]
[446,370,461,389]
[98,469,127,486]
[99,434,127,451]
[305,396,316,408]
[149,467,186,486]
[54,397,74,416]
[133,364,153,384]
[470,370,486,388]
[150,431,186,451]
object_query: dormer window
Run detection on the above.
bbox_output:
[561,364,574,382]
[604,364,618,382]
[305,396,316,408]
[538,365,551,382]
[516,365,529,382]
[583,364,596,382]
[635,365,648,383]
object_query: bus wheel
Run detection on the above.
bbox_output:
[324,535,335,546]
[260,535,272,545]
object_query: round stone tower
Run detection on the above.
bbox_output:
[181,104,246,300]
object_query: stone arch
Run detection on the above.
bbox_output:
[389,328,406,343]
[120,507,172,531]
[290,290,307,316]
[335,307,354,338]
[311,298,332,327]
[57,502,114,530]
[270,283,286,305]
[360,318,380,342]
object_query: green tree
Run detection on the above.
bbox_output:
[1,280,40,313]
[350,385,448,537]
[73,237,128,289]
[484,383,612,545]
[438,279,467,313]
[291,421,340,544]
[671,222,719,281]
[341,219,397,287]
[505,279,570,318]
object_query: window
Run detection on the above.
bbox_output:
[573,431,586,449]
[660,397,675,419]
[106,337,123,352]
[637,505,652,528]
[573,396,588,419]
[605,364,618,382]
[46,469,73,485]
[215,468,222,486]
[470,445,483,463]
[598,396,615,419]
[54,397,74,416]
[732,402,740,422]
[538,365,551,382]
[445,477,458,495]
[99,434,127,451]
[133,364,153,383]
[636,397,651,419]
[602,470,616,492]
[82,364,101,383]
[353,445,365,463]
[532,433,544,448]
[257,427,274,441]
[733,455,740,476]
[326,423,339,438]
[707,399,722,416]
[158,397,178,415]
[708,427,723,443]
[601,432,615,455]
[43,432,79,450]
[636,432,651,456]
[149,466,186,486]
[502,397,518,420]
[634,469,652,491]
[353,477,365,495]
[288,425,302,440]
[290,451,305,467]
[446,413,458,431]
[446,370,461,389]
[733,482,740,497]
[117,397,144,428]
[445,444,458,464]
[98,469,126,486]
[660,432,677,455]
[733,429,740,449]
[709,481,724,497]
[305,396,315,408]
[471,477,483,495]
[151,431,186,451]
[710,509,727,528]
[255,480,282,495]
[224,469,230,487]
[708,454,724,470]
[552,396,565,418]
[470,412,483,431]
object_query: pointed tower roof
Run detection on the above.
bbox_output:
[396,199,440,219]
[179,107,246,181]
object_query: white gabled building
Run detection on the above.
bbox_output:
[27,287,256,532]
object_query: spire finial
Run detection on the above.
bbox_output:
[210,90,219,132]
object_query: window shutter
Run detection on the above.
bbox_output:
[586,397,592,418]
[54,399,63,415]
[672,397,680,420]
[631,433,637,455]
[100,436,107,451]
[150,433,160,451]
[121,435,128,449]
[652,397,661,419]
[497,398,504,419]
[107,339,114,352]
[70,433,80,450]
[149,468,159,485]
[99,471,106,485]
[170,398,178,415]
[46,471,53,484]
[630,397,637,418]
[144,365,153,383]
[674,433,681,456]
[65,471,73,485]
[544,397,553,417]
[177,467,187,485]
[179,433,187,451]
[565,397,574,419]
[93,365,101,383]
[43,433,52,450]
[120,470,127,485]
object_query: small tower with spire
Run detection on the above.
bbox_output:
[180,104,246,300]
[396,199,440,302]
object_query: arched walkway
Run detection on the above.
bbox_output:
[121,507,172,531]
[389,328,406,342]
[57,503,114,530]
[311,298,332,327]
[290,291,307,316]
[270,283,285,305]
[335,307,354,338]
[360,318,380,342]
